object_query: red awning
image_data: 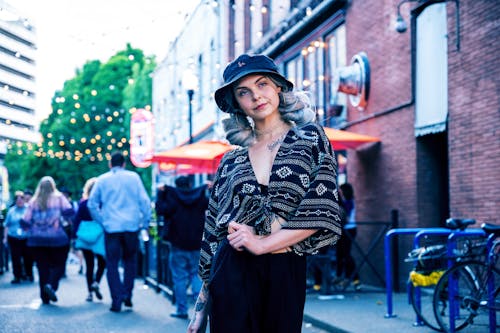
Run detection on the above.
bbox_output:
[150,140,235,174]
[151,129,378,174]
[324,127,380,150]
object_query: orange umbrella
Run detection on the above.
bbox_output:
[150,140,235,174]
[324,127,380,150]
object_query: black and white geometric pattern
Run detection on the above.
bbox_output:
[199,122,342,281]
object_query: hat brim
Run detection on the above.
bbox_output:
[215,70,294,113]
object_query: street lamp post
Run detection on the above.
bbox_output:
[187,89,194,144]
[182,70,198,144]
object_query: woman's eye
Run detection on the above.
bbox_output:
[237,90,249,97]
[258,82,267,88]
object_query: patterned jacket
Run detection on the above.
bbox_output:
[199,122,342,281]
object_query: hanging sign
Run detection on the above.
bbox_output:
[130,108,154,168]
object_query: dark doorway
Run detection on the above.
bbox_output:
[416,131,449,228]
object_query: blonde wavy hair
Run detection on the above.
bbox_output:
[221,75,317,147]
[32,176,60,211]
[82,177,97,200]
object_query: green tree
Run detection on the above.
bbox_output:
[4,44,155,199]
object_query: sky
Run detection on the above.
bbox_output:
[9,0,200,120]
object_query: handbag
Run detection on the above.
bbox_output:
[76,221,104,243]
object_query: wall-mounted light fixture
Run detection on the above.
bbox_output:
[395,0,416,33]
[332,52,371,111]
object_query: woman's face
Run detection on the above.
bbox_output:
[15,195,24,207]
[232,74,281,121]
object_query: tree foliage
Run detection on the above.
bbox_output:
[4,44,155,200]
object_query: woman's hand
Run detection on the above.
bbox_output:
[187,309,207,333]
[228,221,319,255]
[187,283,210,333]
[227,221,264,255]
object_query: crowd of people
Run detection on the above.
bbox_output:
[0,151,151,311]
[0,53,361,333]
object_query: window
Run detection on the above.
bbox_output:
[325,25,347,127]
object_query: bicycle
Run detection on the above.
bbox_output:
[405,218,484,331]
[432,223,500,332]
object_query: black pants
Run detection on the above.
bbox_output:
[209,243,306,333]
[336,227,359,280]
[82,249,106,292]
[105,231,138,308]
[32,246,67,302]
[7,236,33,279]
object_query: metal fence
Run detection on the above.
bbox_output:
[141,210,400,299]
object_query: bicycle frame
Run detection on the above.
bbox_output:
[445,233,498,333]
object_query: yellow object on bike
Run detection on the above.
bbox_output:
[409,270,444,287]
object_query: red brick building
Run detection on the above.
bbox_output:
[223,0,499,287]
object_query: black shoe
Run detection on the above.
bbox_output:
[91,282,103,300]
[109,306,121,312]
[43,284,58,302]
[170,312,189,319]
[11,278,22,284]
[123,298,133,308]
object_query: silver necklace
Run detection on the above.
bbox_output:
[266,132,287,151]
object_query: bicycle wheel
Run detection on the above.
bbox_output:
[433,260,500,332]
[409,282,443,331]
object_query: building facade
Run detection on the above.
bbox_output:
[153,0,499,287]
[0,0,39,209]
[0,0,39,156]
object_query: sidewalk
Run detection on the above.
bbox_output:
[303,286,437,333]
[1,257,488,332]
[0,261,189,333]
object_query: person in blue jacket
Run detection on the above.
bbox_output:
[73,177,106,302]
[3,191,33,283]
[88,151,151,312]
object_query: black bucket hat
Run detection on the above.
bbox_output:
[214,54,294,113]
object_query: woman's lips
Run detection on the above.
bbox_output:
[255,103,267,110]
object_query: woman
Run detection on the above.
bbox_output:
[188,54,342,333]
[73,177,106,302]
[335,182,360,290]
[22,176,74,304]
[3,191,33,283]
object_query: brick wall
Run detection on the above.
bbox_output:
[344,0,418,226]
[447,0,500,224]
[342,0,499,289]
[342,0,418,289]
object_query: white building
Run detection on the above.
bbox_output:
[0,0,39,159]
[152,1,225,153]
[151,1,348,186]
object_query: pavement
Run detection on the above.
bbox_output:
[302,284,437,333]
[0,257,489,333]
[0,258,328,333]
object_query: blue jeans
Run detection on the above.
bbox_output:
[169,246,202,314]
[105,231,138,308]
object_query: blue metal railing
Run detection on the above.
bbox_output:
[384,228,424,318]
[384,227,488,331]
